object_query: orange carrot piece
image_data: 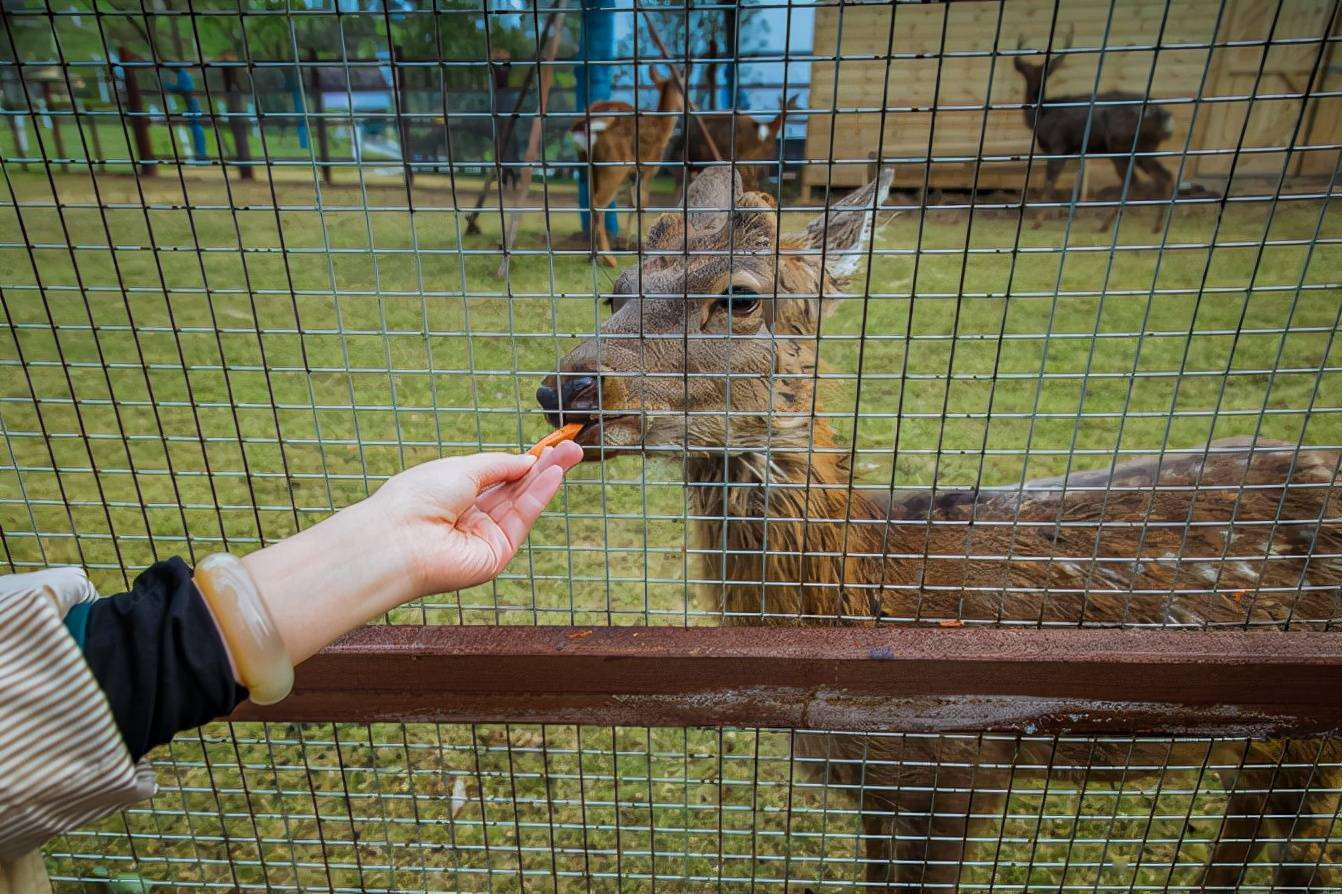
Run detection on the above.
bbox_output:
[528,422,584,457]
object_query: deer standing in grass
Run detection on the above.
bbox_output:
[1015,35,1176,232]
[667,94,800,192]
[539,166,1342,889]
[570,66,686,266]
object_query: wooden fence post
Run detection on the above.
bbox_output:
[38,80,66,165]
[119,50,155,176]
[393,44,414,189]
[221,64,254,180]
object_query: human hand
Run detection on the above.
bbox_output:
[242,440,583,665]
[372,440,584,597]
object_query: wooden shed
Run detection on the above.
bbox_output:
[801,0,1341,198]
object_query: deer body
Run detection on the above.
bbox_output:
[540,168,1342,889]
[1016,47,1175,231]
[570,71,685,266]
[667,96,797,192]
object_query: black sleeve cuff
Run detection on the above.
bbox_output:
[84,557,250,762]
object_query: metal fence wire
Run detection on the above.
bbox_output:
[2,0,1342,889]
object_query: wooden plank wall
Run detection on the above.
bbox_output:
[802,0,1339,195]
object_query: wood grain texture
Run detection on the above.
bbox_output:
[233,625,1342,735]
[801,0,1337,191]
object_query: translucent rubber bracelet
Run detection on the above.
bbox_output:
[193,553,294,706]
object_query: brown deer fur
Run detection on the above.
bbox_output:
[540,168,1342,890]
[667,94,799,192]
[570,68,686,266]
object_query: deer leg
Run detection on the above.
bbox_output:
[1096,156,1134,232]
[1263,742,1342,892]
[1136,156,1175,234]
[591,206,617,268]
[860,796,900,890]
[1203,742,1279,892]
[1033,157,1067,229]
[589,176,620,268]
[884,783,996,892]
[1201,788,1265,891]
[633,166,654,242]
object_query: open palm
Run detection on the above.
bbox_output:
[378,441,584,596]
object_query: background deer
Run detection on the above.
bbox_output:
[538,167,1342,890]
[666,94,799,192]
[1014,35,1176,232]
[569,66,686,266]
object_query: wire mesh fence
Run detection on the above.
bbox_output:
[3,0,1342,888]
[43,727,1342,891]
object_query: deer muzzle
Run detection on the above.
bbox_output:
[536,370,643,456]
[536,374,600,429]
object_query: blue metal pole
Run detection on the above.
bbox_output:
[576,0,617,237]
[288,64,309,150]
[722,7,738,110]
[176,69,207,160]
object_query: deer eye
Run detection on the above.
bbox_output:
[715,286,760,316]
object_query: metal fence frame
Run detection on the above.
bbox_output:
[4,0,1342,888]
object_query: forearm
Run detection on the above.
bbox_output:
[241,498,420,666]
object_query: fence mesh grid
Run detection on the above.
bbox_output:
[3,0,1342,888]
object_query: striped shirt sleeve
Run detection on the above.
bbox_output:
[0,568,156,862]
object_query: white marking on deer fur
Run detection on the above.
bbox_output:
[757,123,771,142]
[570,119,608,155]
[1232,560,1259,580]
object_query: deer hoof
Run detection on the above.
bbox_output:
[597,253,618,268]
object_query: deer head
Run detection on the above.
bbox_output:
[1012,28,1073,101]
[648,64,688,113]
[537,167,893,459]
[759,94,801,142]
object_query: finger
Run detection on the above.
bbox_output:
[477,446,554,513]
[496,465,565,549]
[457,451,537,495]
[548,439,584,472]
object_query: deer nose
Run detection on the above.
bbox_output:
[536,374,600,428]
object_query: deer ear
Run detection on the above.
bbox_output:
[686,167,742,233]
[797,167,893,281]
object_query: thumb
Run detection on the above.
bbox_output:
[455,451,537,495]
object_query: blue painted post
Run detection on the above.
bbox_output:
[576,0,617,237]
[173,69,207,160]
[288,63,309,150]
[721,6,738,110]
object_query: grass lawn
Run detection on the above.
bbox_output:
[3,166,1340,891]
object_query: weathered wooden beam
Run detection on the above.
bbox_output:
[232,625,1342,736]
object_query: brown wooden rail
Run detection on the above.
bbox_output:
[231,626,1342,736]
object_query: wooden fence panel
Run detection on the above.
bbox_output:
[803,0,1336,195]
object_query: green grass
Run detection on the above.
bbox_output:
[3,169,1340,624]
[4,167,1340,891]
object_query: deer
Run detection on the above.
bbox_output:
[569,66,687,266]
[666,94,800,193]
[538,166,1342,890]
[1014,34,1176,233]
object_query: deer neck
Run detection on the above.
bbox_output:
[1021,77,1043,130]
[683,419,884,625]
